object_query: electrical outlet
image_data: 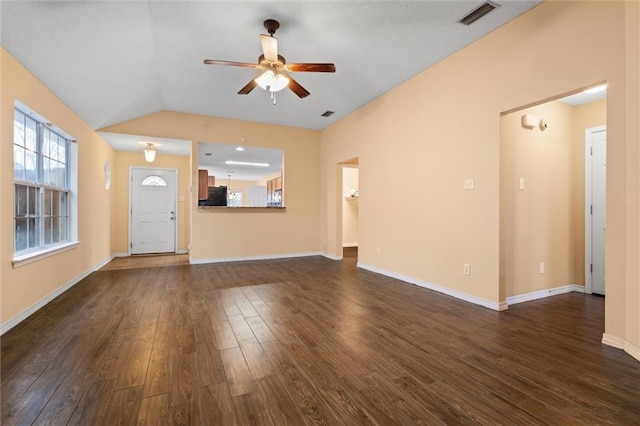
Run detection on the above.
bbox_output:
[463,264,471,276]
[539,262,545,274]
[376,247,382,256]
[464,178,475,190]
[519,178,525,190]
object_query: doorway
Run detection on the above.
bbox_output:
[129,167,178,255]
[585,126,607,295]
[499,86,607,305]
[340,159,359,260]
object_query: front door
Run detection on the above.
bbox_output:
[130,167,177,254]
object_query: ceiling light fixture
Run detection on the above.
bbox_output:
[583,84,607,94]
[144,143,157,162]
[235,146,245,151]
[225,160,269,167]
[255,69,290,105]
[255,69,290,92]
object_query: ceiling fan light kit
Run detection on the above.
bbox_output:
[203,19,335,104]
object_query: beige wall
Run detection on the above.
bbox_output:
[1,48,115,325]
[342,166,359,246]
[500,99,606,299]
[320,0,639,354]
[501,101,575,298]
[101,111,321,261]
[623,0,640,355]
[111,151,191,254]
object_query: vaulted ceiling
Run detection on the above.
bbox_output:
[2,1,542,133]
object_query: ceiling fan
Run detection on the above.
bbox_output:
[203,19,335,101]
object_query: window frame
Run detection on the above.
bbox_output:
[12,103,78,267]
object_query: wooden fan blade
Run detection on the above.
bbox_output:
[284,63,336,73]
[238,79,258,95]
[203,59,258,68]
[286,74,310,98]
[260,34,278,62]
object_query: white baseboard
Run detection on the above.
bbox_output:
[322,253,343,261]
[342,243,358,248]
[176,249,189,254]
[112,252,129,258]
[506,284,584,306]
[602,333,625,349]
[602,334,640,361]
[1,254,114,335]
[357,262,502,311]
[189,251,322,265]
[624,341,640,361]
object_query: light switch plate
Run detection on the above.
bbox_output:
[519,178,525,190]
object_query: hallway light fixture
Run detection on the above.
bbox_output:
[144,143,157,162]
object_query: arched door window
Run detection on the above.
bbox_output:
[141,175,167,187]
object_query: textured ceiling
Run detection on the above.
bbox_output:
[1,1,541,132]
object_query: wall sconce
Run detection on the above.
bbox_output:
[144,143,157,162]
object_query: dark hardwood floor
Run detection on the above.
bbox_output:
[2,256,639,425]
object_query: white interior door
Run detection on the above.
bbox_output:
[587,127,606,295]
[130,168,177,254]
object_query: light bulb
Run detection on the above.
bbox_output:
[270,74,290,92]
[255,70,275,90]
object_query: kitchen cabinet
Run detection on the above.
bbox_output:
[198,169,208,200]
[267,176,283,206]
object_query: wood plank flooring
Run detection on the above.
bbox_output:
[2,256,639,425]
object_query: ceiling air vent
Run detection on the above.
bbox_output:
[321,110,335,117]
[459,1,500,25]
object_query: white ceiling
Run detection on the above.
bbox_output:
[199,142,283,182]
[558,89,607,106]
[1,0,542,135]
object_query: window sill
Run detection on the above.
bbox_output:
[12,241,80,269]
[197,206,286,211]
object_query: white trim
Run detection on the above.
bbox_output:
[506,284,584,306]
[322,253,343,261]
[624,341,640,362]
[601,335,640,361]
[342,243,358,248]
[176,249,189,254]
[113,252,129,258]
[602,333,625,349]
[585,125,606,294]
[357,262,502,311]
[1,255,114,335]
[189,251,322,265]
[129,167,179,255]
[12,241,80,268]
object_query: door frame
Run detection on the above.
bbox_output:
[336,158,359,260]
[128,166,179,256]
[584,125,606,294]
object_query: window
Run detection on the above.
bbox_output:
[13,105,75,258]
[228,191,243,207]
[141,175,167,187]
